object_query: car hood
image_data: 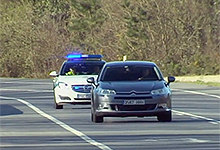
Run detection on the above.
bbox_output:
[58,75,97,85]
[99,81,165,92]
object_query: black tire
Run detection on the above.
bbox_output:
[91,110,94,122]
[157,111,172,122]
[55,102,63,109]
[54,90,63,109]
[92,112,103,123]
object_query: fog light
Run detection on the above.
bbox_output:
[103,103,109,109]
[98,103,109,109]
[158,103,168,108]
[59,95,71,100]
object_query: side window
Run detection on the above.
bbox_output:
[59,63,68,75]
[64,67,71,75]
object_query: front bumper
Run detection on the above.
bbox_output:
[55,90,91,105]
[56,94,91,104]
[93,93,172,117]
[95,107,171,117]
[57,100,91,105]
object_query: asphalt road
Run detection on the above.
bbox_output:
[0,78,219,150]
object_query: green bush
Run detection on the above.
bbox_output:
[0,0,219,78]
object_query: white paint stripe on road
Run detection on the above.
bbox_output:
[188,138,210,143]
[0,96,112,150]
[172,89,220,99]
[172,89,220,124]
[0,81,52,85]
[0,89,52,92]
[144,138,210,143]
[172,110,220,124]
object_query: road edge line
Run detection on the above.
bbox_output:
[0,96,112,150]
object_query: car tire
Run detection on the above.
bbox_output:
[91,110,94,122]
[92,112,103,123]
[53,90,63,109]
[55,103,63,109]
[157,111,172,122]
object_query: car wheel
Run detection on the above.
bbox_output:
[54,90,63,109]
[55,102,63,109]
[91,109,94,122]
[157,111,172,122]
[92,112,103,123]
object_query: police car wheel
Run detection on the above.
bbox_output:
[55,103,63,109]
[53,90,63,109]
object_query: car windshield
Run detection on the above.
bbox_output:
[60,62,103,75]
[101,65,161,81]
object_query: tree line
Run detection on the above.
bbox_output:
[0,0,219,78]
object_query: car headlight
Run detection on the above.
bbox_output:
[58,82,69,89]
[97,89,116,95]
[151,88,166,95]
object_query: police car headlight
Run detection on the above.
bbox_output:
[151,88,166,95]
[98,88,116,95]
[59,82,69,89]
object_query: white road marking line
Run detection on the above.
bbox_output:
[188,138,210,143]
[144,139,158,142]
[190,117,199,120]
[0,89,52,92]
[172,110,220,124]
[172,89,220,124]
[144,138,210,143]
[172,89,220,99]
[0,96,112,150]
[0,81,52,85]
[210,122,219,125]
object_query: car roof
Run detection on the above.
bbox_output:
[104,61,157,67]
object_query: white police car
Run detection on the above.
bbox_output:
[49,54,105,109]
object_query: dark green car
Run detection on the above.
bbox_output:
[87,61,175,123]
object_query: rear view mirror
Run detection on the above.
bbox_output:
[49,71,58,77]
[167,76,175,85]
[87,77,95,84]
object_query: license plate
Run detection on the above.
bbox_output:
[77,93,91,98]
[123,100,145,105]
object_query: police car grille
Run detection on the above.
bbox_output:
[72,85,92,93]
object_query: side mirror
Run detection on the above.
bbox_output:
[49,71,58,77]
[87,77,95,84]
[167,76,175,85]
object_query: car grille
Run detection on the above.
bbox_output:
[114,96,152,100]
[110,104,156,111]
[72,85,92,93]
[116,91,151,95]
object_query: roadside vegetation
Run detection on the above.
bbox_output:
[175,80,220,87]
[0,0,219,78]
[193,81,220,87]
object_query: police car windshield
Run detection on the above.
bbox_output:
[101,66,161,81]
[60,62,103,75]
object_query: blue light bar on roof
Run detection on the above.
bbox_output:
[65,54,103,60]
[66,54,82,59]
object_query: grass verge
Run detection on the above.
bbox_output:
[178,80,220,87]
